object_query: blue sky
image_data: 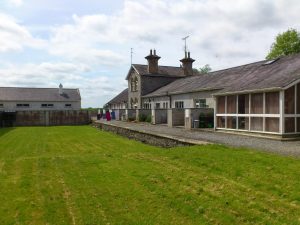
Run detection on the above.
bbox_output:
[0,0,300,107]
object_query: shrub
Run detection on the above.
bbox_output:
[139,114,147,122]
[145,115,152,123]
[128,117,136,122]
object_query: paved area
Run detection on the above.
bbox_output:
[98,120,300,157]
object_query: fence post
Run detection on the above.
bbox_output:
[136,109,139,121]
[151,109,156,124]
[185,108,192,129]
[167,109,173,127]
[125,109,128,121]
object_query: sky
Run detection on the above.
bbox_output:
[0,0,300,107]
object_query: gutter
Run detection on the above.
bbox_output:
[142,87,222,98]
[212,87,282,96]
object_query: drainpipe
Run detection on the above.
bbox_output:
[167,91,171,109]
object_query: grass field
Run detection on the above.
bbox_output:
[0,126,300,224]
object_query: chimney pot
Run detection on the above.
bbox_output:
[59,83,63,95]
[145,49,161,74]
[180,52,195,76]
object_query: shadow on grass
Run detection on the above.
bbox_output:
[0,127,14,138]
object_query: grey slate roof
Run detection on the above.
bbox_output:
[126,64,200,79]
[107,88,128,105]
[144,53,300,97]
[0,87,81,102]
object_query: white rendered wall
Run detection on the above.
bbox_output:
[0,101,81,111]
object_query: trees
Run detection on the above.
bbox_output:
[266,28,300,59]
[198,64,212,74]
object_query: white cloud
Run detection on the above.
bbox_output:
[0,13,46,52]
[48,14,125,65]
[7,0,23,7]
[2,0,300,106]
[47,0,300,70]
[0,62,125,107]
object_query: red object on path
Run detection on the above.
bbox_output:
[106,111,111,121]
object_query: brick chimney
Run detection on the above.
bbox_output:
[180,51,195,76]
[59,83,63,95]
[145,49,161,74]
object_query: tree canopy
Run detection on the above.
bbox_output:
[197,64,212,74]
[266,28,300,59]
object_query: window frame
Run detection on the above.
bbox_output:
[175,101,184,109]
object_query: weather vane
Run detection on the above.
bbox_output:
[130,48,134,65]
[182,35,189,53]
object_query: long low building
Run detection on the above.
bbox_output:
[105,88,128,110]
[106,49,300,137]
[0,84,81,111]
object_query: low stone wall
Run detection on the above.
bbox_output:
[93,121,192,148]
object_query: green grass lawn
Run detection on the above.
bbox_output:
[0,126,300,225]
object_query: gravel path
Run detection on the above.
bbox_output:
[99,120,300,157]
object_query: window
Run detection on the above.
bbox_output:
[227,95,237,114]
[285,86,295,114]
[217,116,225,128]
[250,117,263,131]
[297,84,300,114]
[227,117,237,129]
[265,118,279,133]
[16,103,29,108]
[162,102,169,109]
[265,92,279,114]
[155,103,160,109]
[130,77,138,92]
[175,101,184,109]
[130,98,134,108]
[251,93,263,114]
[134,98,138,109]
[0,104,3,108]
[238,117,249,130]
[194,99,207,108]
[41,104,54,108]
[134,77,138,91]
[285,118,295,133]
[217,96,225,113]
[65,104,72,108]
[131,78,135,92]
[238,95,249,114]
[143,103,151,109]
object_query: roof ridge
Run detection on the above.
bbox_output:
[132,64,182,69]
[207,59,267,75]
[0,87,78,90]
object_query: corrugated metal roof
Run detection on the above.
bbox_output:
[106,88,128,104]
[143,53,300,97]
[0,87,81,102]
